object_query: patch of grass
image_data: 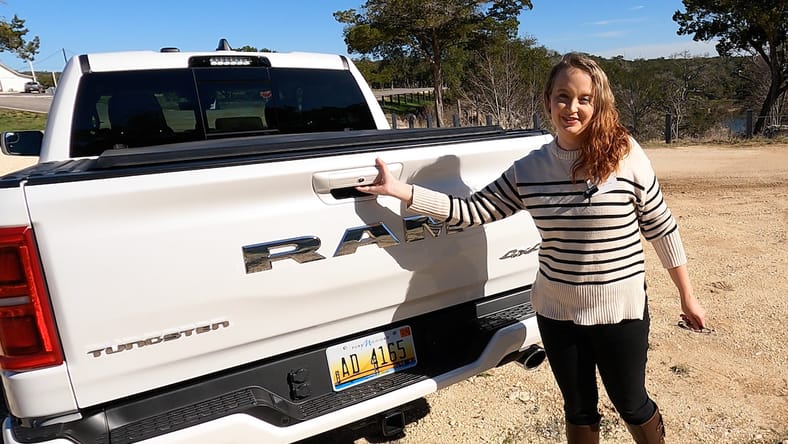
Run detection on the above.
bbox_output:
[642,135,788,149]
[379,100,431,117]
[0,109,47,132]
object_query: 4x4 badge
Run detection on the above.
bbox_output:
[499,244,540,260]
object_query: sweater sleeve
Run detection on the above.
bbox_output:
[630,141,688,268]
[409,185,451,220]
[651,229,687,269]
[408,165,525,227]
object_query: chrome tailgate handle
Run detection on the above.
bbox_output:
[312,163,402,194]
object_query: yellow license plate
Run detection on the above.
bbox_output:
[326,325,417,392]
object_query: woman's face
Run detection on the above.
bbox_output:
[547,67,595,150]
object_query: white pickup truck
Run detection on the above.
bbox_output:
[0,40,551,443]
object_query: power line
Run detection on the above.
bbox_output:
[35,49,65,65]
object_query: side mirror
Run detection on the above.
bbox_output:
[1,131,43,156]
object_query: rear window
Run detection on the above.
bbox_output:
[70,67,376,157]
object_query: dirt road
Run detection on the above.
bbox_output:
[2,144,786,443]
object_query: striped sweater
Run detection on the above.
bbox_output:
[409,138,686,325]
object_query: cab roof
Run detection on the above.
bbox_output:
[83,49,349,72]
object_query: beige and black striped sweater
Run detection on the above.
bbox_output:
[409,138,686,325]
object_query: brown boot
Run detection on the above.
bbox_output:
[625,405,665,444]
[566,421,600,444]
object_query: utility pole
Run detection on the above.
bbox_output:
[27,60,37,83]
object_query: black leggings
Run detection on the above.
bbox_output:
[536,307,656,426]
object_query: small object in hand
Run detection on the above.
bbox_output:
[678,314,714,334]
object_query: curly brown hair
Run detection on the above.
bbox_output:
[543,53,631,183]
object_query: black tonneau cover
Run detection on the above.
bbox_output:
[94,127,507,168]
[1,127,547,187]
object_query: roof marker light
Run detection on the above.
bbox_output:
[209,57,253,66]
[188,56,270,68]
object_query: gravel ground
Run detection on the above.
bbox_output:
[304,143,788,444]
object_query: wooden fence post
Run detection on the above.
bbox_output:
[665,114,672,144]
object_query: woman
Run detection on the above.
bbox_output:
[357,53,706,444]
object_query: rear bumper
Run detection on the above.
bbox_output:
[145,316,542,444]
[3,418,72,444]
[6,288,541,444]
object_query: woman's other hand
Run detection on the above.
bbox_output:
[680,293,707,330]
[668,264,707,330]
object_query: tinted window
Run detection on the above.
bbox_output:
[70,70,202,157]
[70,67,376,157]
[193,67,272,135]
[265,68,376,133]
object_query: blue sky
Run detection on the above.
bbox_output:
[0,0,717,73]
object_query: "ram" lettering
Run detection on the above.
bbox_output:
[242,216,464,273]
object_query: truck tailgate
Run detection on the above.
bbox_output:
[22,134,547,408]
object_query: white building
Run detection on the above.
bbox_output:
[0,62,33,92]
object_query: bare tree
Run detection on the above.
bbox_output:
[603,58,662,138]
[461,46,525,129]
[662,52,705,139]
[459,39,551,129]
[335,0,532,127]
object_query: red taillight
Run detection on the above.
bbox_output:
[0,227,63,370]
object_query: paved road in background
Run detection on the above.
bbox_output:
[372,87,432,99]
[0,93,52,113]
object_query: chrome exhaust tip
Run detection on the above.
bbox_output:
[516,344,546,370]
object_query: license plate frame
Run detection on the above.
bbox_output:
[326,325,417,392]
